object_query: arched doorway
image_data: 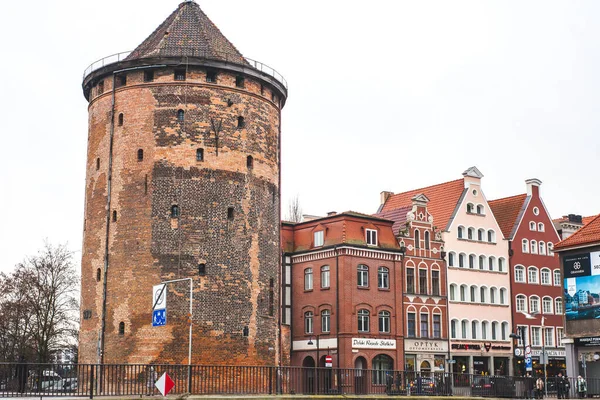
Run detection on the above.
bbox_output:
[355,357,367,394]
[373,354,394,387]
[420,360,431,375]
[302,356,315,394]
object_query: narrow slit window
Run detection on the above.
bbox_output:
[247,155,253,169]
[237,116,245,129]
[96,268,101,282]
[235,75,245,88]
[144,70,154,82]
[144,175,148,195]
[97,80,104,94]
[242,326,249,337]
[177,109,184,122]
[118,113,124,126]
[227,207,234,220]
[83,310,92,320]
[174,69,186,81]
[171,205,180,218]
[96,158,100,170]
[137,149,144,161]
[198,263,206,276]
[116,74,126,88]
[196,148,204,161]
[112,210,117,222]
[118,322,125,335]
[206,70,216,83]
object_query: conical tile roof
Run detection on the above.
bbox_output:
[126,1,245,63]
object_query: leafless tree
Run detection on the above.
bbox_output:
[285,195,303,223]
[0,242,79,363]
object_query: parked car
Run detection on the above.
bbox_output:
[472,376,516,398]
[62,377,78,392]
[410,377,436,395]
[29,370,63,392]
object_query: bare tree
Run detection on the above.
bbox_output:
[0,242,79,363]
[285,195,303,223]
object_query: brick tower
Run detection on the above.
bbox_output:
[80,1,287,365]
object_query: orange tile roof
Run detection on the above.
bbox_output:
[555,214,600,250]
[552,215,597,225]
[488,194,528,240]
[583,215,597,225]
[381,179,465,230]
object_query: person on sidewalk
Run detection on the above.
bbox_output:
[577,375,587,399]
[536,376,545,399]
[525,373,535,399]
[557,372,566,399]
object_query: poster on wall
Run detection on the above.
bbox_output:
[564,252,600,321]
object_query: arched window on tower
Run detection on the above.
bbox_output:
[247,155,253,169]
[196,148,204,162]
[96,158,100,170]
[118,113,124,126]
[171,205,180,218]
[119,322,125,336]
[137,149,143,161]
[112,210,117,222]
[237,116,245,129]
[177,109,185,123]
[96,268,101,282]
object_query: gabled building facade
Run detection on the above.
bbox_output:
[489,179,565,377]
[376,195,449,374]
[380,167,513,376]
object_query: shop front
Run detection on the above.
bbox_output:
[404,339,448,374]
[450,342,512,380]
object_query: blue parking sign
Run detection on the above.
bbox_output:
[153,309,166,327]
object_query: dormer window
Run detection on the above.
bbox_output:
[366,229,377,246]
[314,231,324,247]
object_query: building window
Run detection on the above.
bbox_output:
[414,229,420,248]
[472,321,479,339]
[433,314,441,338]
[407,313,416,337]
[119,322,125,335]
[449,284,456,301]
[491,321,498,340]
[174,69,186,81]
[227,207,234,220]
[459,253,465,268]
[530,296,540,314]
[118,113,124,126]
[522,239,529,253]
[530,221,537,231]
[321,310,330,333]
[488,230,495,243]
[96,157,100,170]
[553,270,561,286]
[530,240,538,254]
[533,207,540,216]
[543,297,553,314]
[531,327,541,346]
[490,287,496,304]
[488,256,496,271]
[557,328,564,347]
[539,241,546,255]
[420,313,429,337]
[498,257,505,272]
[538,222,545,231]
[357,264,369,287]
[467,203,474,213]
[96,268,101,282]
[461,320,468,339]
[541,268,550,285]
[246,155,253,169]
[419,269,427,295]
[431,270,440,296]
[137,149,144,161]
[378,267,389,289]
[470,285,477,302]
[480,287,487,303]
[406,268,415,294]
[237,116,245,129]
[458,226,464,239]
[243,326,249,337]
[448,252,455,266]
[206,70,216,83]
[112,210,117,222]
[547,243,554,256]
[468,227,474,240]
[451,319,457,338]
[481,321,488,340]
[358,309,370,332]
[460,285,467,302]
[116,74,126,87]
[171,205,180,218]
[477,204,484,214]
[500,288,506,304]
[379,311,391,333]
[198,263,206,276]
[177,109,185,122]
[304,268,313,290]
[144,70,154,82]
[313,230,324,247]
[478,229,484,241]
[235,75,245,88]
[424,231,430,249]
[479,255,485,270]
[366,229,377,246]
[314,266,328,291]
[528,267,538,284]
[516,294,527,312]
[502,322,508,340]
[515,265,525,282]
[97,80,104,94]
[196,148,204,161]
[555,298,563,314]
[304,311,313,334]
[469,254,475,269]
[83,310,92,320]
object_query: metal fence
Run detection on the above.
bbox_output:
[0,363,597,398]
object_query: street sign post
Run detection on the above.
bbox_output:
[325,355,332,368]
[152,284,167,327]
[525,345,532,371]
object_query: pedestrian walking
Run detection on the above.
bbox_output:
[536,376,545,399]
[557,372,566,399]
[146,366,157,396]
[577,375,587,398]
[525,373,535,399]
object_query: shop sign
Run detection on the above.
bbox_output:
[564,252,600,321]
[404,339,448,353]
[451,343,511,351]
[575,337,600,347]
[352,338,396,349]
[530,349,566,357]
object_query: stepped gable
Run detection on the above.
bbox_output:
[380,179,464,230]
[126,1,245,63]
[488,194,528,240]
[555,214,600,250]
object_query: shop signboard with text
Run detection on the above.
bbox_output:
[564,252,600,321]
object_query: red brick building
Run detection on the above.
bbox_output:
[489,179,565,376]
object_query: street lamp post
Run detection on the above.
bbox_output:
[308,335,320,393]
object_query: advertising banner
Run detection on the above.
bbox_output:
[564,252,600,321]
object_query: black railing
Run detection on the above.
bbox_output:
[0,363,596,398]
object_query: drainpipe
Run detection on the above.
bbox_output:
[335,245,341,392]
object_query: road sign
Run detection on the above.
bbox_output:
[446,359,456,364]
[325,355,332,368]
[525,345,532,371]
[153,284,167,310]
[155,372,175,396]
[515,348,522,357]
[152,309,166,327]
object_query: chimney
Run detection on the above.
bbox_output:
[380,191,393,206]
[525,178,542,197]
[327,211,337,217]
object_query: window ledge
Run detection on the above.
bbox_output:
[357,286,370,290]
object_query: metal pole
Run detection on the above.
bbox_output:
[542,317,547,397]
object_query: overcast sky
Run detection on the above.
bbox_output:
[1,0,599,273]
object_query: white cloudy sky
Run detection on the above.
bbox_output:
[1,0,599,273]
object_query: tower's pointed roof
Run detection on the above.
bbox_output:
[126,1,245,63]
